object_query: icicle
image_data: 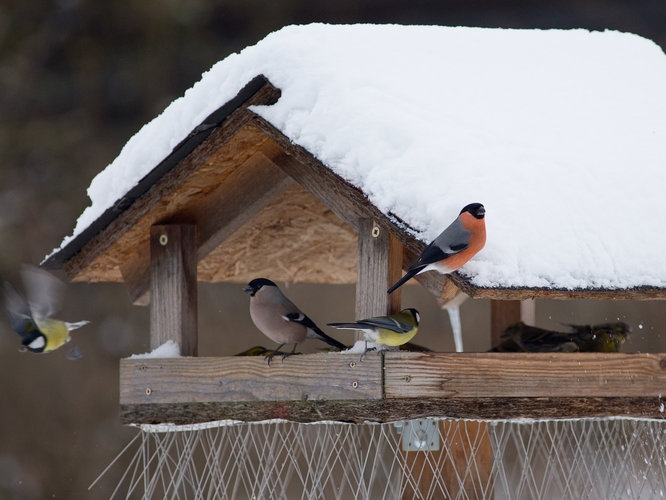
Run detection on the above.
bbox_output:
[447,305,463,352]
[440,290,469,353]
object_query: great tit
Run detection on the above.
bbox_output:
[4,266,89,356]
[327,308,420,359]
[243,278,347,364]
[388,203,486,294]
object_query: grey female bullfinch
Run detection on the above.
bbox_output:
[243,278,347,364]
[388,203,486,294]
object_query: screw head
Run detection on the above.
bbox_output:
[145,388,152,395]
[159,234,168,246]
[371,226,380,238]
[351,381,359,388]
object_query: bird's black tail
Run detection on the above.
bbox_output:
[387,267,422,294]
[310,326,347,351]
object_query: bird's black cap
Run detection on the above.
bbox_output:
[243,278,277,296]
[404,308,420,325]
[460,203,485,219]
[21,331,46,353]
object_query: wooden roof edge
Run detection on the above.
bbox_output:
[41,75,281,271]
[459,282,666,300]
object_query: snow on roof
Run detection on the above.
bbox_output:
[52,24,666,291]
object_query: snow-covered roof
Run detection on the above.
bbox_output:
[46,24,666,292]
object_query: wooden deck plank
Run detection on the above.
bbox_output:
[120,353,382,405]
[385,352,666,398]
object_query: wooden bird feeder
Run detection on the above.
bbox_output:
[43,76,666,426]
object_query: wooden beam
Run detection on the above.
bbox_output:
[385,352,666,398]
[356,219,402,321]
[121,144,294,305]
[490,300,521,347]
[120,353,382,405]
[119,397,666,425]
[150,224,198,356]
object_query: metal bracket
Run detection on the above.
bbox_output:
[394,419,441,452]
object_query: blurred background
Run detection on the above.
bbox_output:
[1,1,666,498]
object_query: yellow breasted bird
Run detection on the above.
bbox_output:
[4,266,89,356]
[327,308,420,358]
[490,321,630,353]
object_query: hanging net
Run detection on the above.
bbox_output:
[95,417,666,500]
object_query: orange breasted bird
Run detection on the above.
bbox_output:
[388,203,486,294]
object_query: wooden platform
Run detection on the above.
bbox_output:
[120,351,666,425]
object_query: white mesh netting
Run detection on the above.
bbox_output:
[96,418,666,500]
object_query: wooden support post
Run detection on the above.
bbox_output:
[491,300,522,348]
[491,299,537,346]
[150,224,198,356]
[356,219,402,321]
[402,420,493,500]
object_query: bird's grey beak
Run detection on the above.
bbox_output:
[478,207,486,216]
[243,285,254,296]
[18,346,28,353]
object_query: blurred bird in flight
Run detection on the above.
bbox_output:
[3,265,89,358]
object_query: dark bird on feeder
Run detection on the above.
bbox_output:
[388,203,486,294]
[3,265,89,357]
[328,308,420,359]
[490,321,631,353]
[243,278,347,365]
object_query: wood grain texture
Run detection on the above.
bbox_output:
[120,353,382,405]
[356,219,402,321]
[63,83,279,282]
[150,224,197,355]
[120,143,294,304]
[198,183,358,284]
[491,300,521,347]
[119,397,666,425]
[385,352,666,398]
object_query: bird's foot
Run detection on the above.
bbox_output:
[359,346,377,362]
[280,351,302,362]
[264,350,284,366]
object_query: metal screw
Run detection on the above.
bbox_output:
[145,388,152,395]
[349,361,356,368]
[371,226,380,238]
[159,234,168,246]
[140,365,146,372]
[351,381,359,388]
[405,375,412,382]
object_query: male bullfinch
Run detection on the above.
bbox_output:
[388,203,486,294]
[243,278,347,364]
[4,266,89,357]
[327,308,420,359]
[490,321,630,353]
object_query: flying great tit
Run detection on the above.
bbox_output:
[4,266,89,356]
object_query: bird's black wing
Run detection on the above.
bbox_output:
[3,282,37,339]
[329,316,412,334]
[285,312,347,350]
